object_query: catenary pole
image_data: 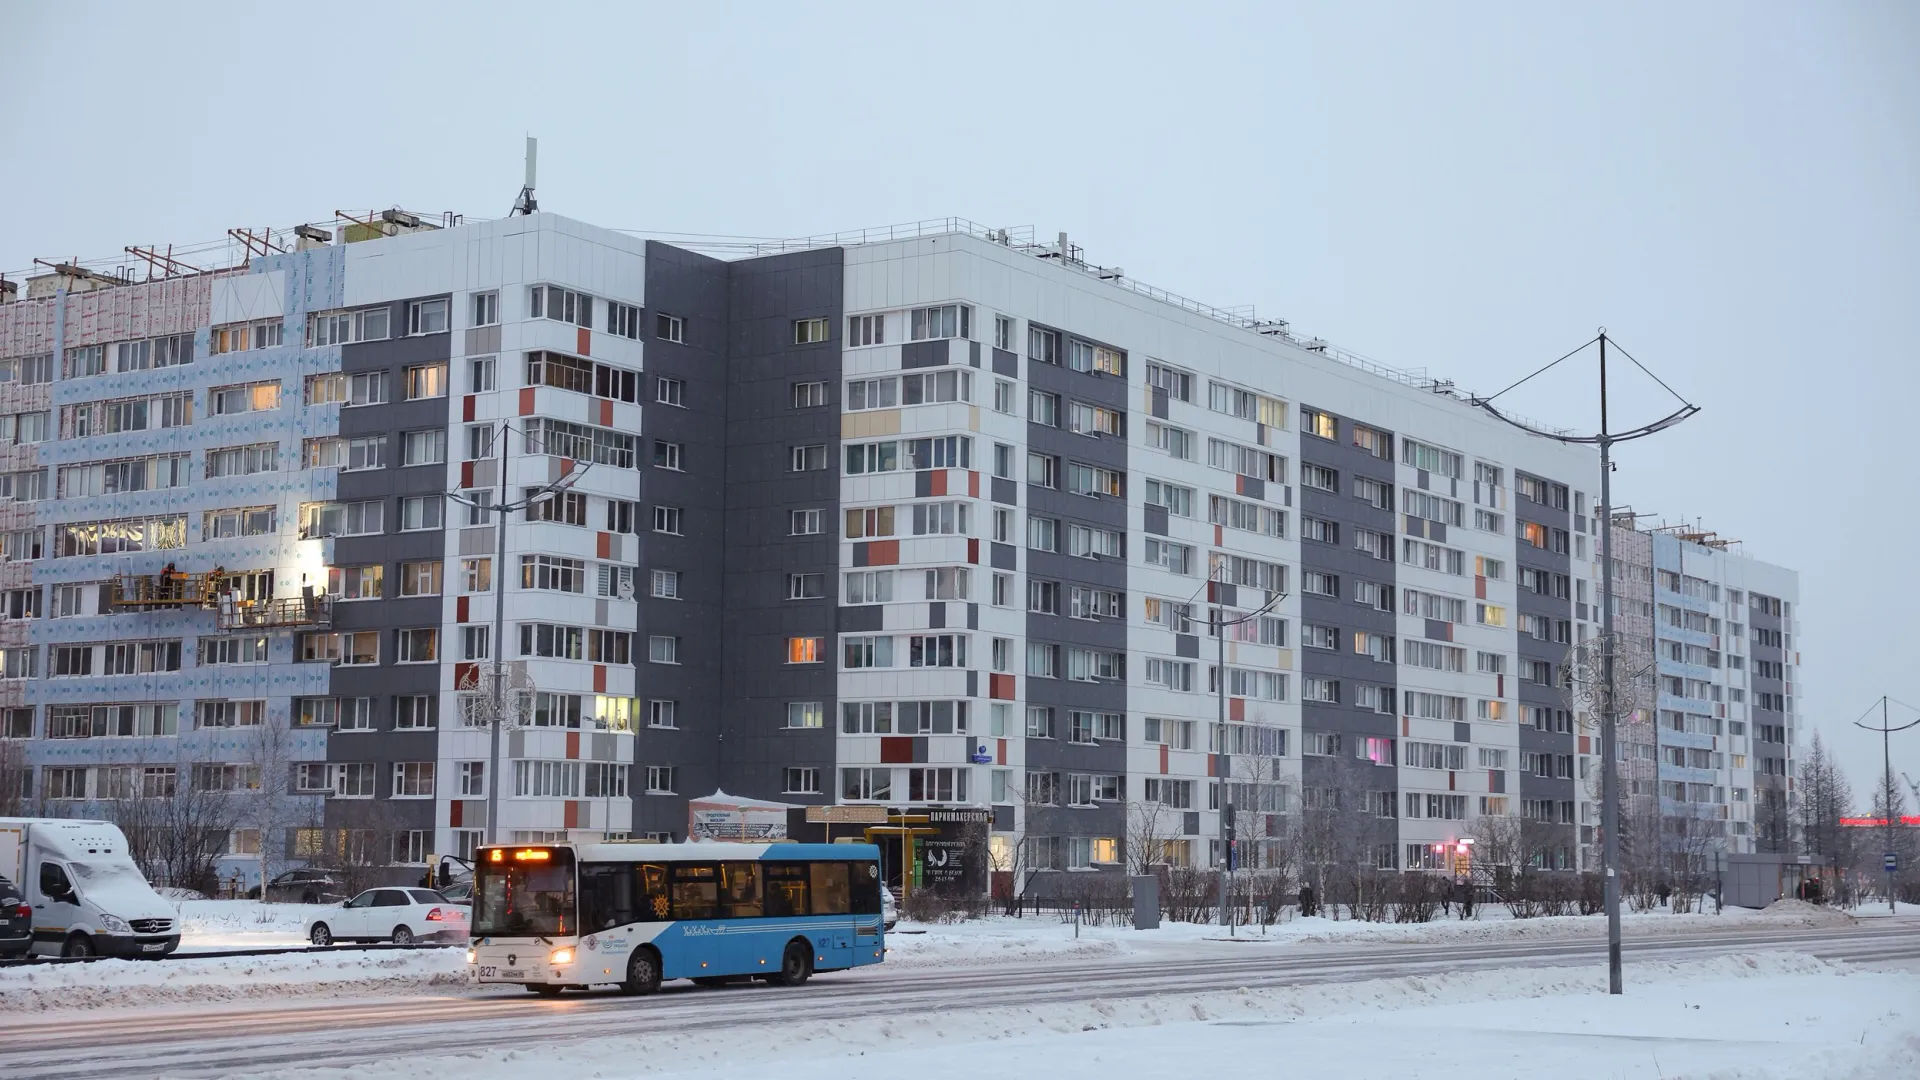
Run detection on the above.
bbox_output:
[1597,333,1623,995]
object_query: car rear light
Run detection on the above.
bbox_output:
[13,904,27,919]
[425,907,445,922]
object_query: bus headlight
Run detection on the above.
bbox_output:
[466,948,476,965]
[550,947,574,965]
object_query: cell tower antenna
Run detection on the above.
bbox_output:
[513,137,539,216]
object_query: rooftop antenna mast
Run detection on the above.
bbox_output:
[512,136,538,216]
[1468,329,1699,997]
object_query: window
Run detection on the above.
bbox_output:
[394,694,438,731]
[1145,422,1196,460]
[1067,463,1125,498]
[902,369,971,405]
[646,376,686,410]
[790,444,828,471]
[791,380,827,408]
[909,304,970,340]
[1145,658,1195,691]
[606,301,640,339]
[400,429,446,467]
[1302,516,1339,545]
[783,768,821,795]
[790,509,823,535]
[530,284,594,326]
[786,573,825,600]
[653,440,684,471]
[404,362,448,400]
[209,381,282,416]
[519,554,584,593]
[788,636,825,664]
[399,495,443,532]
[1144,361,1193,402]
[785,702,824,729]
[1402,439,1464,478]
[407,298,449,336]
[469,355,496,392]
[848,313,885,346]
[1298,407,1336,440]
[646,505,685,537]
[205,442,279,478]
[199,635,269,666]
[461,558,492,592]
[841,768,890,801]
[1027,452,1058,488]
[645,635,680,665]
[1027,390,1060,426]
[992,380,1014,413]
[1026,516,1059,553]
[908,634,968,668]
[794,317,830,344]
[656,314,684,342]
[524,489,587,526]
[1143,538,1194,575]
[395,628,438,663]
[648,569,680,599]
[1145,479,1195,517]
[1026,642,1058,678]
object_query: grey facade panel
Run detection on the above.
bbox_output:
[718,247,845,807]
[633,241,734,837]
[900,339,950,369]
[991,347,1018,376]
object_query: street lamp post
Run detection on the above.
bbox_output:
[1206,568,1287,935]
[446,420,590,846]
[1471,329,1698,995]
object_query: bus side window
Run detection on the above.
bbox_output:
[720,862,762,918]
[638,863,669,921]
[579,863,635,930]
[809,862,850,916]
[764,864,809,917]
[670,863,719,920]
[848,861,882,915]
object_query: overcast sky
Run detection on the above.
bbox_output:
[3,2,1916,802]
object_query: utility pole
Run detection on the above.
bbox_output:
[1471,329,1698,995]
[1855,696,1919,914]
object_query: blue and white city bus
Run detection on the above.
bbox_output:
[469,841,885,996]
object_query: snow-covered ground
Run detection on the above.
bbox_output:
[0,948,469,1012]
[174,899,319,951]
[0,896,1883,1015]
[245,952,1919,1080]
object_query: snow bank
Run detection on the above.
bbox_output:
[0,948,468,1013]
[247,952,1918,1080]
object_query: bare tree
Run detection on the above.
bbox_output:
[0,737,30,817]
[1124,800,1180,877]
[241,719,302,894]
[109,763,241,895]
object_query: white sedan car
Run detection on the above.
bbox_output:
[306,887,467,946]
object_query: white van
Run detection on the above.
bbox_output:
[0,818,181,958]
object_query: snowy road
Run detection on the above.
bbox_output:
[4,922,1915,1079]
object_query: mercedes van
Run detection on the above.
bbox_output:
[0,818,181,958]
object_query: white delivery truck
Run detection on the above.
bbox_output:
[0,818,181,958]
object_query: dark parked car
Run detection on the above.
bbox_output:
[264,868,348,905]
[0,874,29,959]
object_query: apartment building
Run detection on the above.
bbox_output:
[0,214,648,886]
[1,210,1741,892]
[1607,517,1801,862]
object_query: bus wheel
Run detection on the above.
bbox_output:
[621,947,661,996]
[771,941,811,987]
[525,983,563,997]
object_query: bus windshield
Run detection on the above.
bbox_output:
[473,848,575,938]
